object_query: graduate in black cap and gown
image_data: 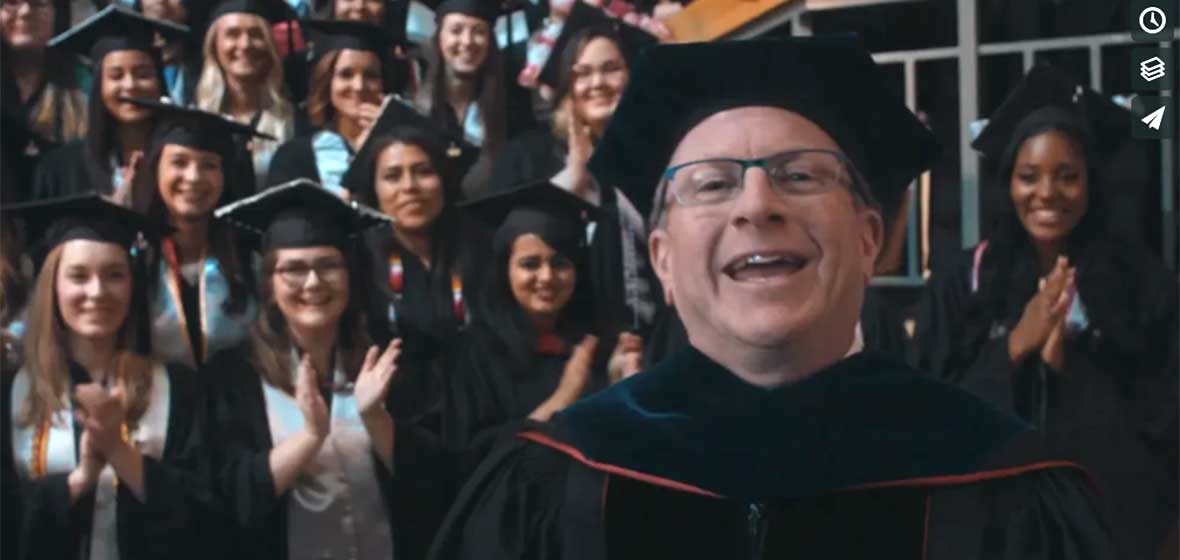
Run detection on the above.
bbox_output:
[429,38,1114,560]
[2,195,213,560]
[204,179,436,560]
[491,0,660,336]
[190,0,300,191]
[441,182,641,472]
[910,63,1178,560]
[121,98,265,370]
[265,19,401,195]
[0,0,87,204]
[31,5,189,202]
[415,0,537,196]
[341,96,477,418]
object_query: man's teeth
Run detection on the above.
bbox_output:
[730,254,801,273]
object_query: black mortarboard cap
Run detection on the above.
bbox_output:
[215,178,390,252]
[49,4,190,63]
[205,0,298,24]
[461,180,600,256]
[342,95,479,195]
[122,97,275,156]
[971,63,1129,162]
[587,36,941,219]
[302,18,401,61]
[3,194,171,258]
[537,0,658,89]
[427,0,513,23]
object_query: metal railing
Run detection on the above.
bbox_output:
[725,0,1178,283]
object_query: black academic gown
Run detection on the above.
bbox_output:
[203,345,443,560]
[30,140,98,200]
[910,245,1179,559]
[441,326,609,458]
[429,347,1115,560]
[2,361,212,560]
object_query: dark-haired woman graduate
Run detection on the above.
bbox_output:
[911,64,1179,560]
[342,97,478,403]
[443,182,641,467]
[265,19,402,195]
[490,2,662,337]
[124,98,264,370]
[2,195,212,560]
[203,180,414,560]
[31,5,188,203]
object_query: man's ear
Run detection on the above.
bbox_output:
[859,206,885,284]
[649,228,675,306]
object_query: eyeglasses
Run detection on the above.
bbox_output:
[1,0,52,10]
[571,61,625,83]
[273,259,348,287]
[660,149,868,208]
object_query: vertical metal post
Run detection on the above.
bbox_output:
[1088,44,1102,90]
[1022,49,1034,70]
[904,58,920,277]
[958,0,980,247]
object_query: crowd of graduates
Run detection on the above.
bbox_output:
[0,0,1176,558]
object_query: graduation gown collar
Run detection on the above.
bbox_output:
[551,346,1031,500]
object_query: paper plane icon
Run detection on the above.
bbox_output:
[1141,105,1167,130]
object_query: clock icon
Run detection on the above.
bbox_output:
[1139,6,1167,35]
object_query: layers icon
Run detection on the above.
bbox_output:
[1140,56,1166,82]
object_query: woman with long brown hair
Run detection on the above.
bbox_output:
[205,180,411,559]
[265,19,397,196]
[2,195,211,560]
[415,0,534,195]
[126,99,265,370]
[31,5,187,203]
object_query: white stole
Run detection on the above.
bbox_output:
[150,256,255,369]
[260,356,393,560]
[311,131,353,198]
[9,365,172,560]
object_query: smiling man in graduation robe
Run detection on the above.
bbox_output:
[427,36,1115,560]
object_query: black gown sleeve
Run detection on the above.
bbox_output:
[30,141,91,201]
[428,432,583,560]
[265,137,319,188]
[488,129,563,194]
[201,350,283,540]
[909,247,1030,411]
[927,466,1115,559]
[115,364,216,560]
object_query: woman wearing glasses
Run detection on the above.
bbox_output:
[203,180,407,560]
[491,3,660,338]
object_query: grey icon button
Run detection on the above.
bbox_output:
[1131,1,1177,42]
[1131,95,1175,139]
[1131,48,1174,92]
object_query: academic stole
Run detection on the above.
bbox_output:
[161,238,208,363]
[387,254,465,322]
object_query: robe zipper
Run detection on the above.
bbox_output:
[747,501,767,560]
